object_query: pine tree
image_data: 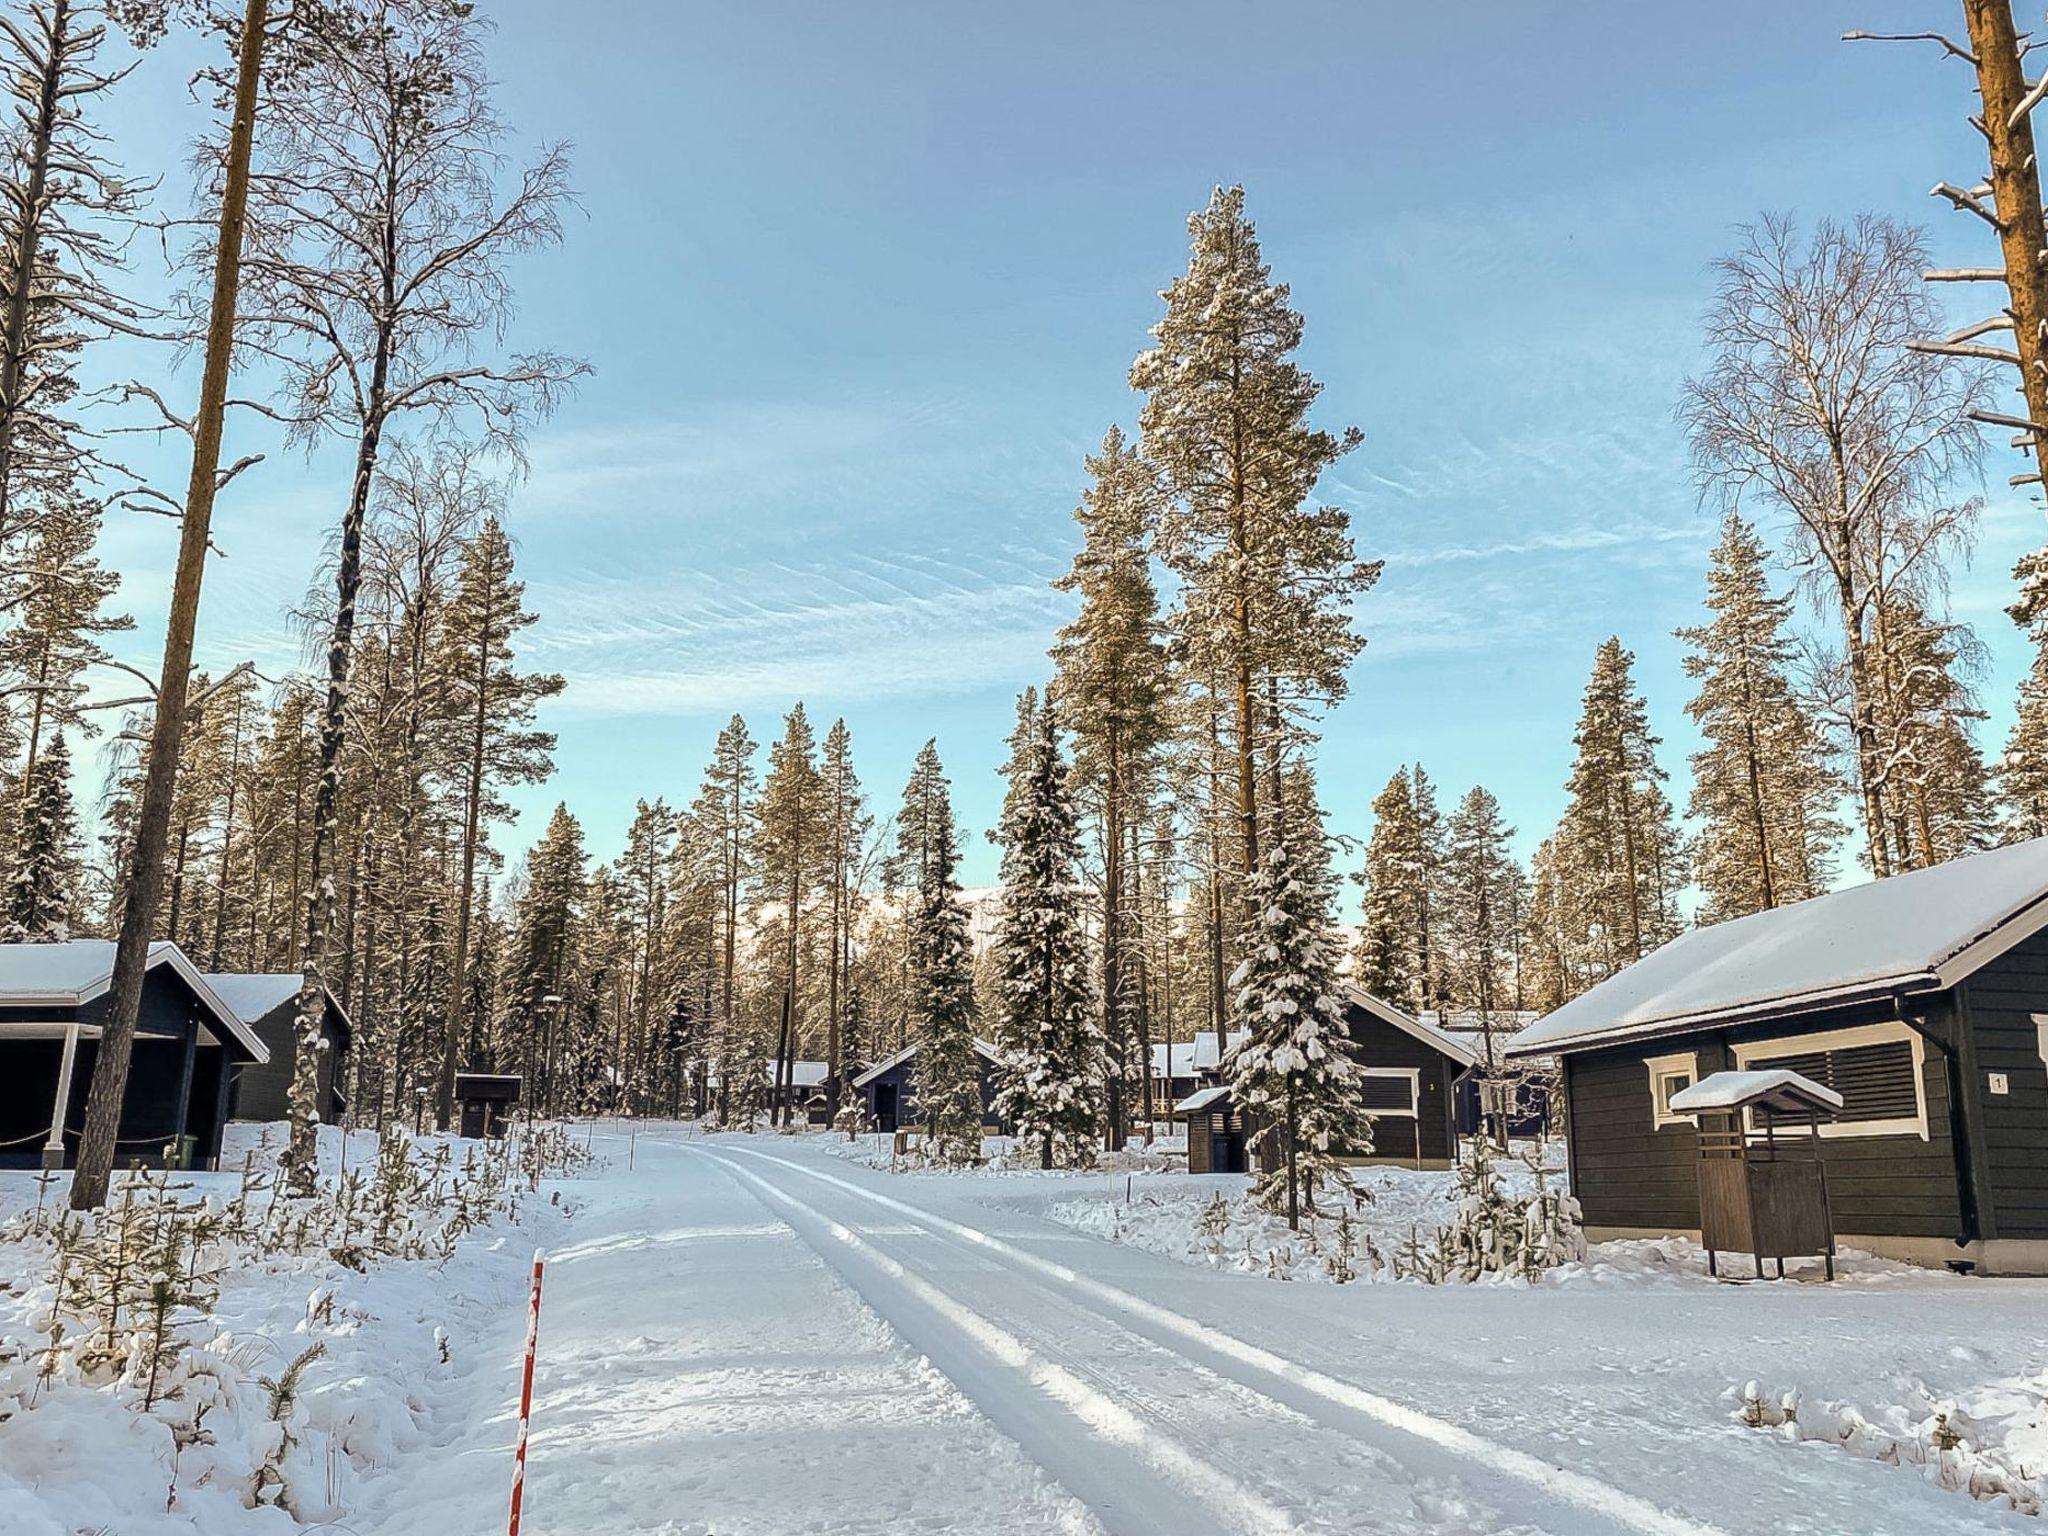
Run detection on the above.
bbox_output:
[1228,812,1364,1230]
[1550,639,1687,986]
[1050,424,1168,1147]
[899,743,981,1165]
[4,725,74,939]
[431,511,561,1124]
[1869,592,1995,867]
[756,704,825,1124]
[2003,602,2048,840]
[690,717,757,1119]
[0,490,129,778]
[817,718,870,1112]
[1440,785,1522,1103]
[1132,185,1378,889]
[992,694,1102,1169]
[1678,515,1842,922]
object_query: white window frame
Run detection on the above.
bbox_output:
[1646,1051,1698,1129]
[1733,1021,1928,1141]
[1359,1066,1420,1118]
[2032,1014,2048,1086]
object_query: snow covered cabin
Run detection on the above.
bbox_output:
[0,940,268,1171]
[208,972,352,1124]
[850,1038,1005,1134]
[1508,837,2048,1275]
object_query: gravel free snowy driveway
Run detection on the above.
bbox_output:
[448,1129,2048,1536]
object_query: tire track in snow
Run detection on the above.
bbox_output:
[728,1145,1734,1536]
[702,1145,1306,1536]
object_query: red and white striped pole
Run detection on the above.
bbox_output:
[508,1249,546,1536]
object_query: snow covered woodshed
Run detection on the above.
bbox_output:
[0,940,267,1171]
[1509,837,2048,1275]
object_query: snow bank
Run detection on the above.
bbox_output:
[0,1121,591,1533]
[1735,1368,2048,1516]
[820,1129,1188,1177]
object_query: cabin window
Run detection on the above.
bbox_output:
[1357,1068,1420,1117]
[1645,1051,1698,1128]
[1735,1022,1928,1140]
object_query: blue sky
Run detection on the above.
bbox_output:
[83,1,2048,897]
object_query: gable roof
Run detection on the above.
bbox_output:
[0,940,268,1062]
[851,1037,1000,1090]
[205,972,354,1042]
[1508,837,2048,1057]
[1341,986,1480,1069]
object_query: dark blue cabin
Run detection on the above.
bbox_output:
[851,1037,1005,1133]
[0,941,268,1171]
[209,972,351,1123]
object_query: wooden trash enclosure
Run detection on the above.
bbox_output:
[1177,1085,1247,1174]
[455,1072,522,1139]
[1669,1069,1842,1281]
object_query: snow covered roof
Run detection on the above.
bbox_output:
[1668,1069,1843,1117]
[0,941,268,1062]
[1149,1030,1246,1077]
[1174,1084,1232,1115]
[1341,987,1480,1069]
[851,1037,1001,1090]
[205,972,354,1041]
[1509,837,2048,1057]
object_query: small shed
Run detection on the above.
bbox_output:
[1670,1069,1842,1281]
[1178,1084,1247,1174]
[454,1073,521,1139]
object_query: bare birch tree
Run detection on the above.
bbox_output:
[1681,214,1986,876]
[215,0,582,1187]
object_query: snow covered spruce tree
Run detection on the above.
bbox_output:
[1440,785,1526,1144]
[992,692,1103,1169]
[691,715,759,1122]
[4,725,75,939]
[1049,424,1167,1149]
[1227,795,1364,1230]
[505,804,587,1116]
[1350,765,1444,1012]
[1678,514,1842,921]
[898,741,983,1164]
[818,718,870,1113]
[230,0,585,1190]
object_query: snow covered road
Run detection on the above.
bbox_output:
[442,1130,2048,1536]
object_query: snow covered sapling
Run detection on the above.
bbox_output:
[1198,1192,1232,1263]
[249,1342,326,1518]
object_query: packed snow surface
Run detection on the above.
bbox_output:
[1514,833,2048,1051]
[7,1123,2047,1533]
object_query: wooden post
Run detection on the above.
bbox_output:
[44,1023,79,1170]
[507,1249,546,1536]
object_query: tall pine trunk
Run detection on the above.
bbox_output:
[71,0,269,1211]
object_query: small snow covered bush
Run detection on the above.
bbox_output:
[1735,1377,2046,1516]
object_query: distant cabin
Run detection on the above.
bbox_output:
[1172,990,1480,1172]
[1336,987,1477,1168]
[852,1038,1004,1134]
[0,940,268,1171]
[209,973,352,1124]
[1509,838,2048,1276]
[1148,1029,1244,1119]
